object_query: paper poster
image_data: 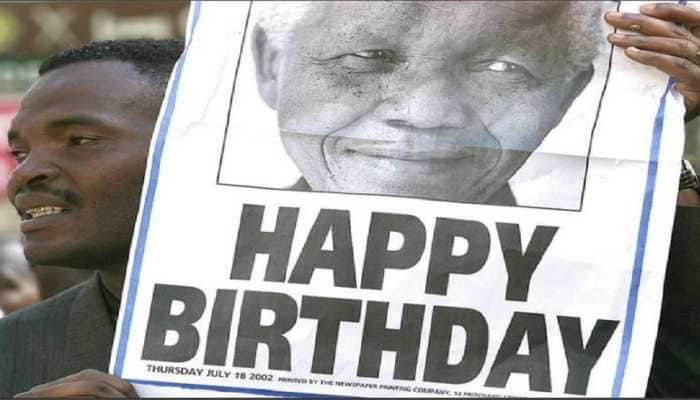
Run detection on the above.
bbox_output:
[111,1,687,397]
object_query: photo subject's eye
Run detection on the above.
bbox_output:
[342,49,397,73]
[313,49,399,74]
[487,61,525,73]
[352,49,393,60]
[469,59,539,84]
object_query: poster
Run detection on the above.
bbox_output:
[111,1,687,397]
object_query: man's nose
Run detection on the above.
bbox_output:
[374,75,477,129]
[7,153,59,198]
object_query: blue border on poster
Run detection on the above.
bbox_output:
[610,74,676,396]
[113,0,202,378]
[126,380,340,398]
[113,1,679,397]
[611,0,684,394]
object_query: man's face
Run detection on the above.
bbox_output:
[6,61,156,269]
[258,1,593,203]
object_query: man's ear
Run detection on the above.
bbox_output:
[252,24,280,109]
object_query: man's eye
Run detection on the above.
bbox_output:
[69,137,96,145]
[9,150,27,163]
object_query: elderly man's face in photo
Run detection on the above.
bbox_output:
[254,1,594,203]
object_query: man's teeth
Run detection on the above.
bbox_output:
[26,206,66,218]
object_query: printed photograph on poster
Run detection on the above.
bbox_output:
[217,1,615,210]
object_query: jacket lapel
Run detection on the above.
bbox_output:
[64,273,115,373]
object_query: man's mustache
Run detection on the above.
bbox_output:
[14,183,82,208]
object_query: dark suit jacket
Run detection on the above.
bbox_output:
[0,274,114,397]
[647,206,700,397]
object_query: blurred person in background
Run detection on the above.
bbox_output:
[0,233,39,315]
[0,232,91,316]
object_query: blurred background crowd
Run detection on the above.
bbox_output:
[0,2,187,317]
[0,2,699,318]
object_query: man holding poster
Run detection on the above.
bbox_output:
[0,39,182,397]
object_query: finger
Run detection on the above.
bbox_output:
[639,3,700,27]
[623,46,700,120]
[675,82,700,120]
[30,370,138,398]
[608,33,700,61]
[624,46,700,83]
[14,381,127,398]
[604,11,696,43]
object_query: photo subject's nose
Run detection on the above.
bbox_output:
[375,77,470,129]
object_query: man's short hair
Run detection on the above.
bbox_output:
[255,1,605,70]
[38,38,185,91]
